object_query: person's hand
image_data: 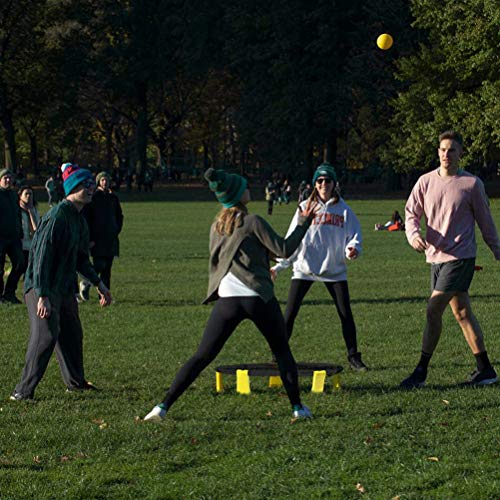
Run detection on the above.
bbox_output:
[411,235,428,253]
[346,247,358,260]
[96,282,113,307]
[299,196,319,219]
[37,296,51,318]
[270,268,277,282]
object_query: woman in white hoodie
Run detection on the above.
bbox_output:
[272,163,367,370]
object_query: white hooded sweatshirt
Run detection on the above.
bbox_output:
[271,197,362,282]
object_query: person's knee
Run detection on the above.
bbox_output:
[426,303,443,324]
[452,304,471,324]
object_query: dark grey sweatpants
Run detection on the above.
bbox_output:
[15,288,86,397]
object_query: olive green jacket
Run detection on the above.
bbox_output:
[204,213,311,304]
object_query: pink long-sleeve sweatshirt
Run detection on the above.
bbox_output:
[405,169,500,263]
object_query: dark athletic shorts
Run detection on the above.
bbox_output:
[431,258,476,293]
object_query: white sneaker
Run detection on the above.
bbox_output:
[79,280,91,301]
[292,404,313,419]
[144,404,167,422]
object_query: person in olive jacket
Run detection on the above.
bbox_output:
[79,171,123,300]
[10,163,112,401]
[0,168,24,304]
[144,168,318,422]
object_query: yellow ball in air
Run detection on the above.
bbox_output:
[377,33,393,50]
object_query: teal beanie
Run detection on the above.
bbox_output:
[61,163,94,196]
[312,162,337,185]
[204,168,248,208]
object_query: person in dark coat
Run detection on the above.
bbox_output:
[79,171,123,300]
[0,169,24,304]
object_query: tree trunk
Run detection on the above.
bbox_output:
[323,130,337,164]
[2,110,17,172]
[135,82,148,176]
[29,133,39,176]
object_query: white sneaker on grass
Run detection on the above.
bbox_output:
[292,404,313,419]
[144,404,167,422]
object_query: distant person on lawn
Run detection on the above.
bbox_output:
[10,163,112,401]
[401,130,500,389]
[0,169,24,304]
[7,186,41,297]
[271,163,367,371]
[79,171,123,301]
[144,168,318,422]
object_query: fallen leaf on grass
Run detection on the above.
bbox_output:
[364,436,373,446]
[266,411,273,417]
[60,456,70,463]
[355,482,366,494]
[134,416,141,423]
[442,399,449,405]
[190,438,198,445]
[33,456,41,464]
[290,417,298,424]
[92,418,104,425]
[372,422,384,429]
[99,423,108,430]
[392,496,401,500]
[427,456,439,462]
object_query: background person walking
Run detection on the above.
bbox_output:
[144,168,317,422]
[401,131,500,389]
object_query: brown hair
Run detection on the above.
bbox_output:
[439,130,463,147]
[214,203,248,236]
[308,184,339,205]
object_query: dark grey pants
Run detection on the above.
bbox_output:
[15,288,86,397]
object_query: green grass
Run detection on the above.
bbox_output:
[1,197,499,499]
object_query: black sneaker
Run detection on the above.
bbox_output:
[348,353,368,371]
[466,367,498,386]
[66,380,99,392]
[9,391,34,401]
[400,367,426,389]
[3,294,21,304]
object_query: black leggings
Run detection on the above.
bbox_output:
[162,296,301,409]
[93,256,114,289]
[284,279,358,355]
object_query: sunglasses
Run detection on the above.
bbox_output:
[316,177,333,185]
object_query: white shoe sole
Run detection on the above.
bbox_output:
[144,406,166,422]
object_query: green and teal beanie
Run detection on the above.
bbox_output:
[204,168,248,208]
[312,162,337,185]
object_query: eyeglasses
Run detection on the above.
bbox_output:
[316,178,333,185]
[82,179,96,189]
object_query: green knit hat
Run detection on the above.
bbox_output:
[0,168,14,179]
[96,171,111,184]
[312,162,337,185]
[204,168,248,208]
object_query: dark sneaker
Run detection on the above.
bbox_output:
[466,367,498,386]
[348,353,368,371]
[292,404,313,419]
[3,294,21,304]
[400,367,426,389]
[10,391,34,401]
[66,380,99,392]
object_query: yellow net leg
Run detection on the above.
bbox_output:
[268,376,283,388]
[311,370,326,393]
[236,369,251,394]
[215,371,224,393]
[332,373,341,390]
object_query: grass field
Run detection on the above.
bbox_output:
[1,195,499,499]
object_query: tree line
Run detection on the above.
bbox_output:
[0,0,498,183]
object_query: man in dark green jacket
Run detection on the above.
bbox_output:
[11,163,113,401]
[0,168,24,304]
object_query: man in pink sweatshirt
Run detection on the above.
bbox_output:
[401,130,500,388]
